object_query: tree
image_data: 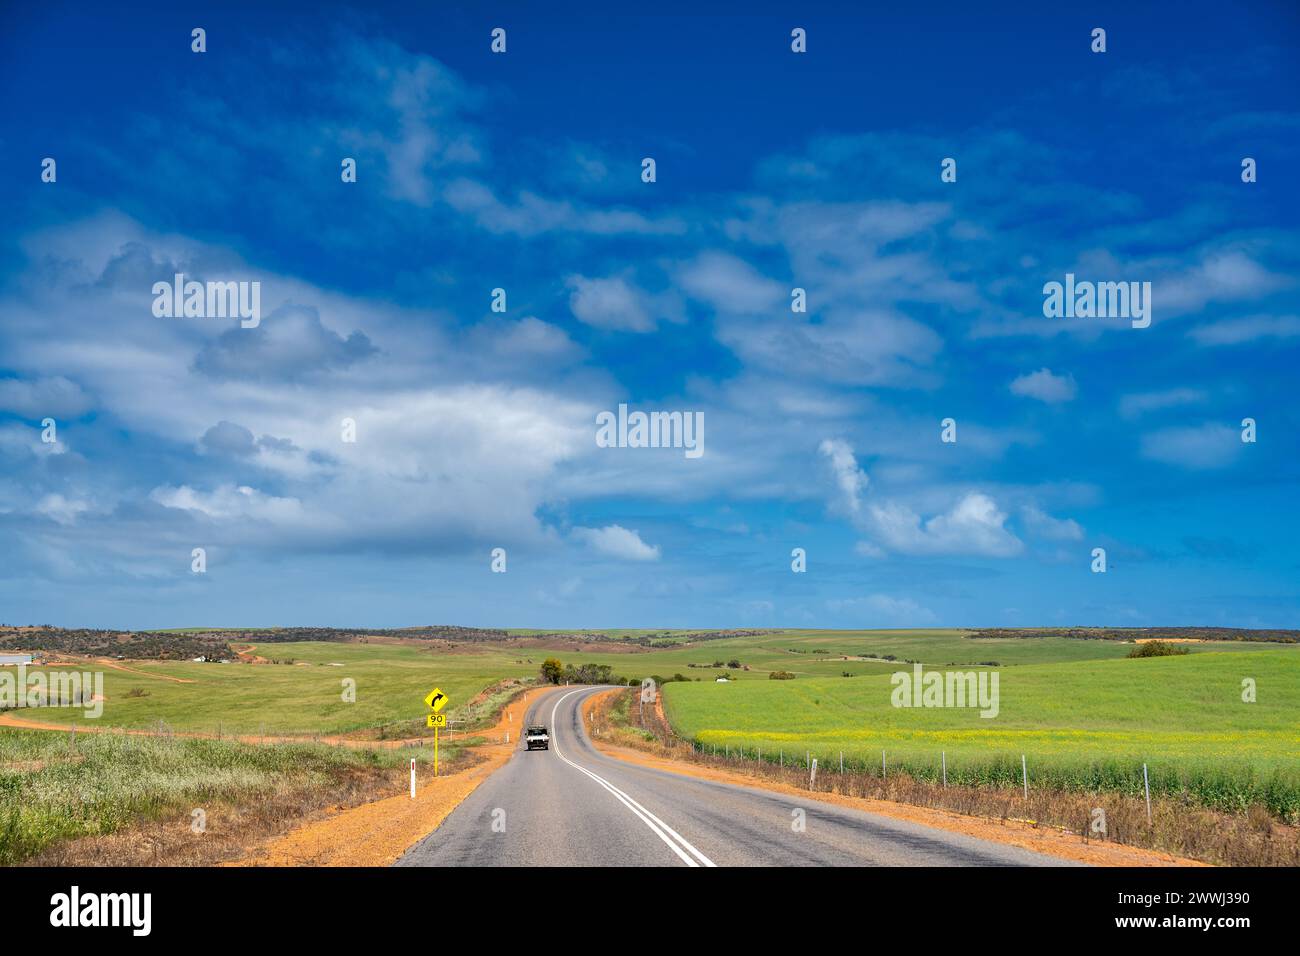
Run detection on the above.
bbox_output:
[540,658,564,684]
[1127,641,1189,658]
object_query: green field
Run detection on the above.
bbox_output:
[10,641,539,735]
[662,649,1300,817]
[519,627,1290,677]
[7,629,1296,738]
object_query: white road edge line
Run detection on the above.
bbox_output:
[550,688,717,868]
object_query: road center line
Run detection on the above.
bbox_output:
[549,688,716,868]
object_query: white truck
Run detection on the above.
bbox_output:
[524,725,550,751]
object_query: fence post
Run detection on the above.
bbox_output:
[810,758,818,790]
[942,751,947,788]
[1143,763,1152,824]
[882,749,886,780]
[1021,754,1028,800]
[840,751,843,773]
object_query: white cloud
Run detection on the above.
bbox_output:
[717,308,942,388]
[818,438,868,515]
[566,275,656,332]
[0,376,93,419]
[1188,314,1300,346]
[1159,250,1290,317]
[1140,423,1243,469]
[149,484,305,523]
[684,227,945,388]
[1010,368,1077,404]
[4,216,606,558]
[571,524,661,561]
[193,303,377,382]
[868,493,1023,557]
[817,439,1021,557]
[358,46,484,205]
[1118,388,1205,418]
[1020,504,1083,541]
[35,493,92,526]
[471,316,581,361]
[677,252,786,313]
[443,178,686,237]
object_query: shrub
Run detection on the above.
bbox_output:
[769,670,796,680]
[540,658,564,683]
[1127,641,1190,658]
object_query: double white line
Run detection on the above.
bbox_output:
[550,688,716,867]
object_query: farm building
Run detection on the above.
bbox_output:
[0,654,33,666]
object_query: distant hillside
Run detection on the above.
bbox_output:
[969,627,1299,644]
[0,624,515,659]
[210,625,512,644]
[0,624,583,659]
[0,624,773,659]
[0,626,231,660]
[518,629,770,647]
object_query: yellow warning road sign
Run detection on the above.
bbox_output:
[424,688,448,712]
[426,714,446,728]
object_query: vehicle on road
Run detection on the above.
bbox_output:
[525,725,550,750]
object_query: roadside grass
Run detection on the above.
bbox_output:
[594,688,1299,867]
[661,651,1300,822]
[0,728,453,865]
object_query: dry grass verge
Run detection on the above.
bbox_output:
[26,750,479,867]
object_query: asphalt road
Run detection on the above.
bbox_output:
[396,685,1076,867]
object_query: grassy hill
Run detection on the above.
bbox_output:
[5,641,540,735]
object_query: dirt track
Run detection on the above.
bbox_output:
[38,658,197,683]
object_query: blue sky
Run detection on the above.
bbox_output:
[1,1,1297,630]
